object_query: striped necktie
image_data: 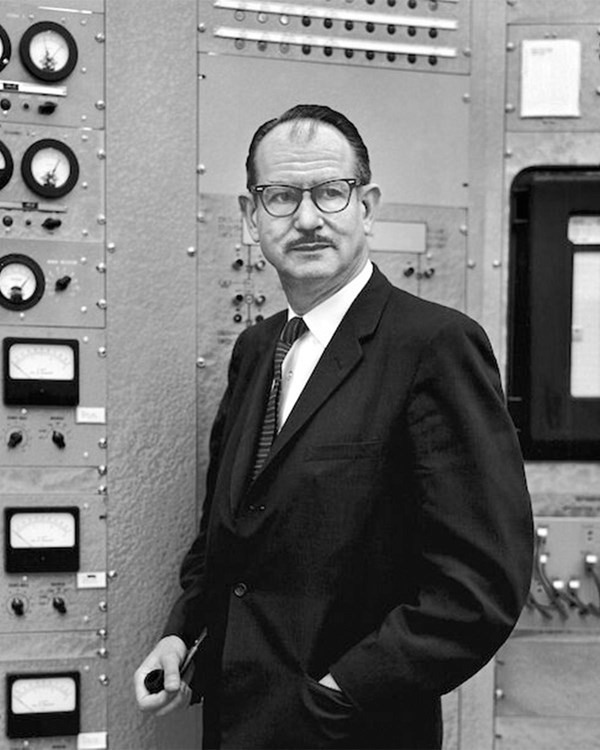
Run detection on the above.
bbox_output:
[252,316,307,480]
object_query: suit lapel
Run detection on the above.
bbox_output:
[248,266,393,492]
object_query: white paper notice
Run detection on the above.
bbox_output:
[521,39,581,118]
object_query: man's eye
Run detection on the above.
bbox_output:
[320,185,345,199]
[269,189,296,204]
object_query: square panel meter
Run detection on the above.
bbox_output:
[6,672,80,738]
[4,507,80,573]
[3,337,79,406]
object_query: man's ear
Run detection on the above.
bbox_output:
[359,183,381,235]
[239,194,260,243]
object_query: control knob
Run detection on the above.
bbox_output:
[7,431,23,448]
[11,598,25,616]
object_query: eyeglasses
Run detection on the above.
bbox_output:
[250,178,362,217]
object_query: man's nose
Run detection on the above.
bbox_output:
[293,191,324,231]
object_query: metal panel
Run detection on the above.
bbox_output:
[0,2,105,130]
[0,239,105,329]
[199,0,471,74]
[0,123,105,243]
[495,634,600,718]
[506,24,600,133]
[495,717,600,750]
[0,494,107,633]
[198,52,470,208]
[506,0,600,24]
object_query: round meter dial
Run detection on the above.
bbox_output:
[19,21,78,82]
[21,139,79,199]
[0,254,45,311]
[0,24,11,72]
[0,140,14,190]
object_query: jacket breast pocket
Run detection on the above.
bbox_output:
[304,441,383,462]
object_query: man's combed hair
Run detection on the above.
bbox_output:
[245,104,372,189]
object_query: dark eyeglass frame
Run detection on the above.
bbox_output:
[250,178,363,217]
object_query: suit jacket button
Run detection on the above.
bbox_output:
[233,583,248,597]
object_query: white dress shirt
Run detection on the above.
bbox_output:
[278,261,373,430]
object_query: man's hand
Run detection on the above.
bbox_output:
[134,635,191,716]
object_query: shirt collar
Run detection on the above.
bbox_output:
[288,261,373,348]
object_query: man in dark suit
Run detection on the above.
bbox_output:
[134,104,533,749]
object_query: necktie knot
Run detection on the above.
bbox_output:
[280,316,307,346]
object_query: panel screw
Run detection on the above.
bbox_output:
[98,674,110,685]
[187,246,196,257]
[196,357,206,368]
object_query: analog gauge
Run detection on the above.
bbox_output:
[0,254,45,311]
[0,140,14,190]
[7,672,80,738]
[9,511,76,549]
[21,139,79,199]
[3,337,79,406]
[8,341,74,380]
[0,24,11,72]
[19,21,78,82]
[4,507,79,572]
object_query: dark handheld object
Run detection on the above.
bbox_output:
[143,628,207,695]
[144,669,165,694]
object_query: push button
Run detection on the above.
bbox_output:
[233,583,248,598]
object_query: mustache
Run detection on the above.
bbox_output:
[285,234,337,251]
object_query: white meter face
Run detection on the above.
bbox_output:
[10,511,76,549]
[9,342,74,381]
[0,262,38,303]
[11,676,76,714]
[28,30,71,75]
[29,147,72,191]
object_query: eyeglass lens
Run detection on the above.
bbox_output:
[260,180,354,216]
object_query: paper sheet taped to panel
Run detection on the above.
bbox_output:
[521,39,581,118]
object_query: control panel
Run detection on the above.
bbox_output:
[200,0,471,74]
[520,518,600,631]
[0,1,107,746]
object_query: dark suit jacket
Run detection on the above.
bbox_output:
[164,266,533,750]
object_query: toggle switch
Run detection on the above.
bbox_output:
[42,217,62,231]
[38,101,58,115]
[52,596,67,614]
[55,275,72,291]
[52,430,66,449]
